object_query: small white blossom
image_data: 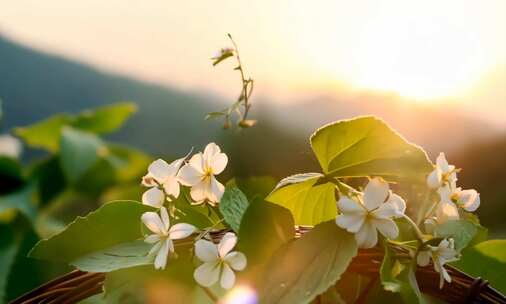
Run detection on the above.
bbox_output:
[427,153,457,189]
[336,178,406,248]
[193,232,247,289]
[178,143,228,205]
[142,158,185,208]
[141,207,196,270]
[0,134,22,159]
[427,153,480,223]
[417,238,459,288]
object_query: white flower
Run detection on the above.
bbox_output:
[194,232,247,289]
[178,143,228,205]
[141,207,196,270]
[417,238,459,288]
[438,184,480,213]
[336,178,406,248]
[427,153,457,189]
[426,153,480,222]
[142,158,185,208]
[0,134,22,159]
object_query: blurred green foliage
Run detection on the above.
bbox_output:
[0,103,152,303]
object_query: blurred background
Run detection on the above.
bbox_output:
[0,0,505,301]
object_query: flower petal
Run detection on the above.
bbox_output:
[142,187,164,208]
[385,193,406,217]
[210,152,228,175]
[188,152,205,172]
[436,152,450,173]
[437,201,460,223]
[194,261,220,287]
[154,239,170,270]
[220,263,236,289]
[363,178,389,211]
[218,232,237,258]
[168,223,196,240]
[190,179,210,202]
[145,234,160,244]
[141,212,165,235]
[457,189,480,212]
[203,142,221,159]
[166,157,186,177]
[337,196,365,214]
[224,251,247,271]
[163,177,180,200]
[148,159,171,183]
[178,155,204,186]
[372,218,399,239]
[355,221,378,249]
[160,207,170,231]
[336,214,365,233]
[372,203,398,219]
[427,168,442,189]
[195,239,219,262]
[209,176,225,203]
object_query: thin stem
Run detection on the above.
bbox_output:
[195,218,226,241]
[422,200,439,223]
[228,33,252,121]
[201,286,218,303]
[402,214,425,243]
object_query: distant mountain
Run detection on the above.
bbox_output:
[0,34,505,235]
[0,34,227,156]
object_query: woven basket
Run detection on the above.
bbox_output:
[10,226,506,304]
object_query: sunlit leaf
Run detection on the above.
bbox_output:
[259,221,357,304]
[266,174,336,225]
[29,201,153,263]
[453,240,506,294]
[310,116,432,181]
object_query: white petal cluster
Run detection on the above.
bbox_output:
[427,153,480,223]
[417,238,459,288]
[336,178,406,248]
[141,207,196,270]
[141,142,228,208]
[178,143,228,205]
[142,158,185,208]
[194,232,247,289]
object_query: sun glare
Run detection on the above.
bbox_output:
[284,0,500,102]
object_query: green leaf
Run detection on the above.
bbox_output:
[15,115,71,152]
[266,174,336,225]
[60,127,106,184]
[453,240,506,294]
[260,221,357,304]
[310,116,432,181]
[212,49,234,66]
[0,184,37,222]
[219,187,249,232]
[380,244,426,303]
[70,240,153,272]
[434,220,478,251]
[239,201,294,265]
[14,102,136,152]
[29,200,153,263]
[71,102,137,134]
[0,225,18,304]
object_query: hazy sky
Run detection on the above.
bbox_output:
[1,0,505,127]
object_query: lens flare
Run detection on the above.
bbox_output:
[220,285,258,304]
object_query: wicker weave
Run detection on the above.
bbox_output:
[10,227,506,304]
